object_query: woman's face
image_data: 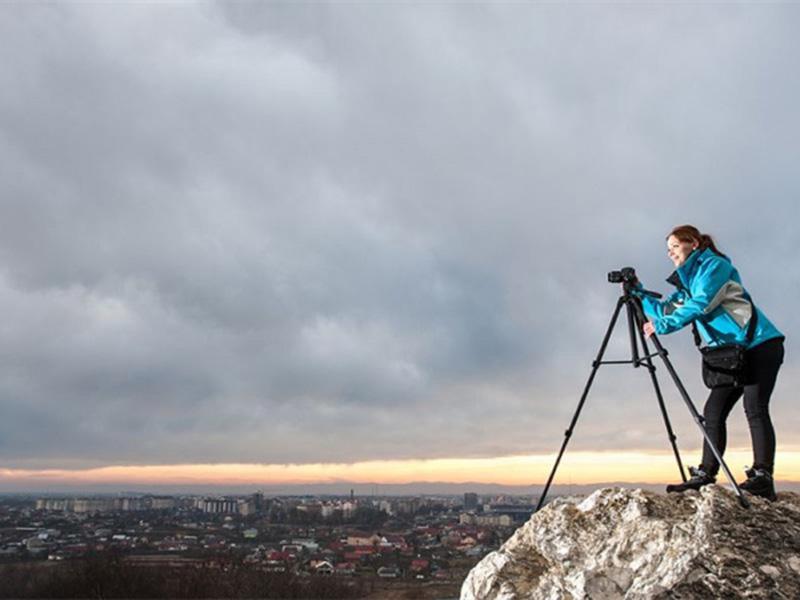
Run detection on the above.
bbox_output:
[667,235,698,268]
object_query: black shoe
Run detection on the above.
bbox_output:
[666,466,716,493]
[739,467,777,501]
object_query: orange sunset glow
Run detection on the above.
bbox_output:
[4,449,800,489]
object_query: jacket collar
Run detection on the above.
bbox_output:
[666,270,683,289]
[666,247,710,289]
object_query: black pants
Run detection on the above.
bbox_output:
[701,337,785,476]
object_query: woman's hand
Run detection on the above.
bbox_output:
[643,321,656,338]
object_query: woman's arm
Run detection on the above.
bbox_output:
[639,288,685,321]
[651,257,735,335]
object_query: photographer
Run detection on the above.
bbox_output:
[638,225,785,501]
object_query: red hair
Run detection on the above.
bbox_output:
[667,225,727,259]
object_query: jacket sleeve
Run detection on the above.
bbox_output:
[632,283,685,321]
[653,258,734,335]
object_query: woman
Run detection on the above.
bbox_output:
[639,225,785,501]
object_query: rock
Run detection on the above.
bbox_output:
[461,486,800,599]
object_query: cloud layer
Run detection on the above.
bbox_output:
[1,2,799,471]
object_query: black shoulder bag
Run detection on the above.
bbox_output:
[693,301,758,389]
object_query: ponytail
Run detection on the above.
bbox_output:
[668,225,727,259]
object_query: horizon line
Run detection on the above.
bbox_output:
[5,449,800,489]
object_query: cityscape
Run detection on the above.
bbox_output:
[0,490,541,598]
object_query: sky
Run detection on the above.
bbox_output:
[1,2,799,492]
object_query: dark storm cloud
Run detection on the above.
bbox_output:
[1,2,799,470]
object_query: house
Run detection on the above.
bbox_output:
[327,540,345,552]
[311,560,334,575]
[457,535,478,549]
[335,562,356,575]
[377,566,401,578]
[410,559,429,572]
[265,550,291,573]
[351,545,378,558]
[346,532,382,546]
[382,534,409,550]
[290,538,320,552]
[266,550,294,562]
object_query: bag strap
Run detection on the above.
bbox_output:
[690,321,703,347]
[691,296,758,348]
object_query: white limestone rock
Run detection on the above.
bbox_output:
[461,486,800,599]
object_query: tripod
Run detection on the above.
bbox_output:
[535,280,749,511]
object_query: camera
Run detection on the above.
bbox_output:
[608,266,637,284]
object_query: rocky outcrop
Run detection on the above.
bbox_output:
[461,486,800,599]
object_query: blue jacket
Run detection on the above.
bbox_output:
[638,248,783,349]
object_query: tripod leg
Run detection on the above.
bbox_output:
[630,300,750,508]
[535,296,626,512]
[629,300,687,483]
[626,299,640,367]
